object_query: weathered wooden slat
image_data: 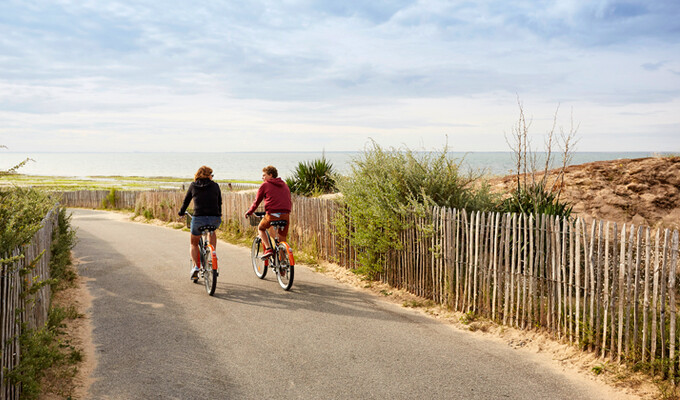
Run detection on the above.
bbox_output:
[602,222,611,358]
[642,228,651,362]
[669,231,678,376]
[651,229,661,366]
[617,224,627,362]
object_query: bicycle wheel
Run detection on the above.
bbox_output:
[204,254,217,296]
[251,237,267,279]
[276,244,294,291]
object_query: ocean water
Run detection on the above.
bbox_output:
[0,151,663,181]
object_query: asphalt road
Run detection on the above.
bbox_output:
[71,209,627,400]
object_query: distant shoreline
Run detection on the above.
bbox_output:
[1,151,672,181]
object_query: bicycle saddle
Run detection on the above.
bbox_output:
[198,225,218,232]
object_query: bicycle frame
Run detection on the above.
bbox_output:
[186,212,219,295]
[249,212,295,290]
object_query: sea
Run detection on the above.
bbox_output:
[0,151,666,181]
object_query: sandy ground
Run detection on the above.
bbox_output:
[490,156,680,230]
[40,274,96,400]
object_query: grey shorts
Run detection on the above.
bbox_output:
[190,215,221,235]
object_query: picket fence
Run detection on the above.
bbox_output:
[59,189,680,372]
[1,208,59,400]
[56,183,256,210]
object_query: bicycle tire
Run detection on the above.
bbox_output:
[276,244,294,291]
[251,237,267,279]
[203,242,218,296]
[204,257,217,296]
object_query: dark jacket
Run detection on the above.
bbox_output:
[247,177,292,215]
[179,179,222,216]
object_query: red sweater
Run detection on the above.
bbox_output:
[247,177,292,214]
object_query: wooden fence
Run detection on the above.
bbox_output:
[1,208,59,399]
[63,190,680,372]
[56,183,257,210]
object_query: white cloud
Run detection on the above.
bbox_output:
[0,0,679,152]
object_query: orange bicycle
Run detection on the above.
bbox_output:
[187,212,219,296]
[249,212,295,291]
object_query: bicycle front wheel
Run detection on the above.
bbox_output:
[276,245,294,291]
[251,237,267,279]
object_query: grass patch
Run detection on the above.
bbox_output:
[402,299,434,308]
[0,174,260,191]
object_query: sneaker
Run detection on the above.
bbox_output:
[190,266,200,280]
[260,248,274,259]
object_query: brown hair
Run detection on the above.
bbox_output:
[263,165,278,178]
[195,165,213,181]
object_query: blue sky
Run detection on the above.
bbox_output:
[1,0,678,152]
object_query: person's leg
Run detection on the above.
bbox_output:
[190,234,201,267]
[258,228,270,249]
[258,215,273,251]
[208,216,221,249]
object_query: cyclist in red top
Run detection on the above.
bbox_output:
[245,165,292,258]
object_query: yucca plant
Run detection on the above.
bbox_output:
[286,157,337,196]
[501,182,573,218]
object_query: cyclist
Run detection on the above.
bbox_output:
[178,165,222,280]
[244,165,292,258]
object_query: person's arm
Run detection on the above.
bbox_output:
[245,184,266,216]
[178,184,194,216]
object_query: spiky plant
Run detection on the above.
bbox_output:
[286,157,337,196]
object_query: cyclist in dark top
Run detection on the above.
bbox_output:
[178,165,222,280]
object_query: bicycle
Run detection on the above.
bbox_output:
[186,212,219,296]
[249,211,295,291]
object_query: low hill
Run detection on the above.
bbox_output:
[490,156,680,230]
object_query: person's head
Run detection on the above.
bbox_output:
[262,165,278,181]
[195,166,213,181]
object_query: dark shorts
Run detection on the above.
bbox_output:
[258,213,290,242]
[190,215,221,236]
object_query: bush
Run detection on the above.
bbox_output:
[504,99,577,219]
[338,140,498,277]
[100,188,117,208]
[500,182,573,218]
[6,305,82,400]
[286,157,337,196]
[0,187,56,258]
[50,208,78,289]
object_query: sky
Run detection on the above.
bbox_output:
[1,0,679,153]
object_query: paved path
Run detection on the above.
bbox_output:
[71,209,630,399]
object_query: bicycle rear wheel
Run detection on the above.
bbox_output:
[204,257,217,296]
[194,238,207,284]
[276,245,294,291]
[251,237,267,279]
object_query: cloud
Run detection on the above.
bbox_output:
[0,0,678,152]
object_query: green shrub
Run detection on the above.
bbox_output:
[6,305,82,400]
[50,208,78,290]
[337,140,498,277]
[0,186,80,398]
[0,187,56,258]
[286,156,337,196]
[504,100,577,220]
[100,188,117,208]
[500,181,573,218]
